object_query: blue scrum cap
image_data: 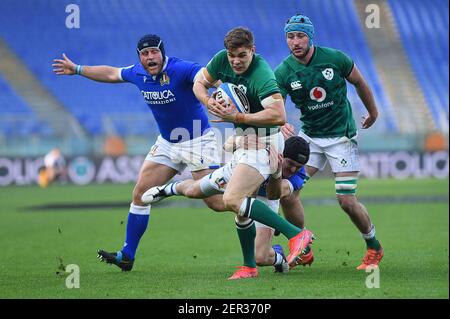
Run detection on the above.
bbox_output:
[284,14,314,46]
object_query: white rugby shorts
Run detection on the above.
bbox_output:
[231,131,285,179]
[298,131,360,173]
[145,130,221,172]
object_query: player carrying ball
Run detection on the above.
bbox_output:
[144,27,315,279]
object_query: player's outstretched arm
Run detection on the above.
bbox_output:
[346,64,378,129]
[52,53,123,83]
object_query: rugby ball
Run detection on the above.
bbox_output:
[215,83,250,113]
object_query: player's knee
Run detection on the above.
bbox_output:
[335,176,358,212]
[132,187,147,206]
[337,195,358,213]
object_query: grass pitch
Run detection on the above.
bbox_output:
[0,178,448,299]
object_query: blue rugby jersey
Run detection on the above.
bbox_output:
[120,57,210,143]
[258,166,307,197]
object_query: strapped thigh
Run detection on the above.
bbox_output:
[335,176,358,195]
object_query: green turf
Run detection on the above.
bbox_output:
[0,178,448,298]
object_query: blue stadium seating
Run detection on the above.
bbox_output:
[0,74,53,137]
[0,0,446,136]
[389,0,449,130]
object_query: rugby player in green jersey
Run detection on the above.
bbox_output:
[275,14,383,270]
[197,27,316,279]
[184,27,314,279]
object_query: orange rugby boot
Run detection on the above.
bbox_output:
[356,246,384,270]
[286,229,315,267]
[292,245,314,268]
[227,266,258,280]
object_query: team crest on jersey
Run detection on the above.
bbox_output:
[290,81,303,90]
[322,68,334,80]
[160,72,170,86]
[310,87,327,102]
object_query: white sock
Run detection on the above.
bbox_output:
[164,182,179,196]
[273,252,283,266]
[362,224,376,240]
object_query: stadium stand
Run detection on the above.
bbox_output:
[0,0,447,137]
[297,0,398,133]
[0,74,53,137]
[388,0,449,132]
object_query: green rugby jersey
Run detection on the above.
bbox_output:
[275,46,356,138]
[207,49,280,135]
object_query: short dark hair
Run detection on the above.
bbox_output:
[224,27,254,50]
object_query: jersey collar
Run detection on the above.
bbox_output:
[291,46,316,66]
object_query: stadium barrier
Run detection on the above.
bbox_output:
[0,151,448,186]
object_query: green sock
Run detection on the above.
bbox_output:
[363,225,381,251]
[249,199,301,239]
[235,219,256,268]
[365,236,381,251]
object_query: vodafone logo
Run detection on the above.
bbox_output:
[310,87,326,102]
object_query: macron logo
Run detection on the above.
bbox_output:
[290,81,302,90]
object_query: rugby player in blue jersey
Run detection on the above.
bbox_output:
[52,34,224,271]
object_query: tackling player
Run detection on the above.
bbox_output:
[143,135,313,275]
[253,136,313,272]
[275,14,383,270]
[52,34,225,271]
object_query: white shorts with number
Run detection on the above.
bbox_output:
[232,131,285,179]
[206,131,284,184]
[203,162,280,230]
[202,132,284,230]
[145,130,221,172]
[298,131,360,173]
